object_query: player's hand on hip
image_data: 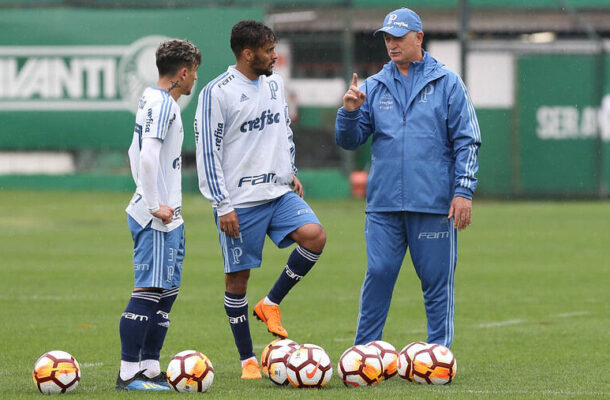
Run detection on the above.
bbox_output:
[292,174,304,198]
[219,211,240,238]
[448,196,472,231]
[343,73,366,111]
[153,205,175,225]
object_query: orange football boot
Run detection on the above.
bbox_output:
[241,359,262,380]
[253,299,289,338]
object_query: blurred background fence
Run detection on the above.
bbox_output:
[1,0,609,198]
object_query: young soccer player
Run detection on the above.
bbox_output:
[117,39,200,391]
[194,20,326,379]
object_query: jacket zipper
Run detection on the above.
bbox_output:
[402,113,406,211]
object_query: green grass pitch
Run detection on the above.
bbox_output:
[0,189,608,399]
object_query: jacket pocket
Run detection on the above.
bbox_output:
[367,157,401,207]
[404,131,448,161]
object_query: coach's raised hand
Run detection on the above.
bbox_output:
[343,73,366,111]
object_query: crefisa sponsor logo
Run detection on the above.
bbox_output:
[0,36,193,113]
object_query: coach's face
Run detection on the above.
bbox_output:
[384,31,423,66]
[251,42,278,77]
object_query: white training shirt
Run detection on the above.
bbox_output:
[194,66,297,216]
[126,86,184,232]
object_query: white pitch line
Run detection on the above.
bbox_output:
[81,362,104,368]
[552,311,590,318]
[474,311,591,329]
[476,319,526,328]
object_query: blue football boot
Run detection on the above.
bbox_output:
[115,370,169,391]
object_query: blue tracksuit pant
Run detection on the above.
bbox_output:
[355,211,457,348]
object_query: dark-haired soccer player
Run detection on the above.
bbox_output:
[118,39,200,391]
[194,21,326,379]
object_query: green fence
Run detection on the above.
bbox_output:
[0,7,263,151]
[516,54,608,196]
[1,6,609,199]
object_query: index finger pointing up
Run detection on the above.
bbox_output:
[352,73,358,87]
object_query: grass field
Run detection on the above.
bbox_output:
[0,189,608,399]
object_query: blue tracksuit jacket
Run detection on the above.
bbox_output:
[335,52,481,214]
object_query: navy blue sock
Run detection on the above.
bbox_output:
[268,245,321,304]
[119,290,161,362]
[141,287,179,361]
[224,292,254,360]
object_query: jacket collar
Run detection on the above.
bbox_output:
[370,51,447,110]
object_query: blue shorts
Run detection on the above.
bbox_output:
[215,192,321,273]
[127,215,185,289]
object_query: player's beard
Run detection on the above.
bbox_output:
[251,54,274,77]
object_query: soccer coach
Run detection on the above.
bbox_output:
[335,7,481,349]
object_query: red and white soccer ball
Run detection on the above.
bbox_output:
[397,341,429,381]
[166,350,214,392]
[32,350,81,394]
[366,340,399,380]
[267,345,299,386]
[286,344,332,388]
[410,344,457,385]
[261,338,299,378]
[337,345,383,387]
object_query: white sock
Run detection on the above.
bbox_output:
[241,356,257,367]
[119,361,140,381]
[140,359,161,378]
[263,296,277,306]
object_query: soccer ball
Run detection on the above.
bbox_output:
[366,340,399,380]
[267,345,299,386]
[397,341,429,381]
[286,344,332,388]
[411,344,457,385]
[337,345,383,387]
[261,338,299,377]
[32,350,80,394]
[166,350,214,392]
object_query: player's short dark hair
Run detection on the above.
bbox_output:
[230,20,277,57]
[156,39,201,77]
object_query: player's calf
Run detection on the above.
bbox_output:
[119,289,161,368]
[224,292,256,362]
[268,245,322,304]
[140,286,179,382]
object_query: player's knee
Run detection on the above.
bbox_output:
[296,224,326,253]
[311,226,326,252]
